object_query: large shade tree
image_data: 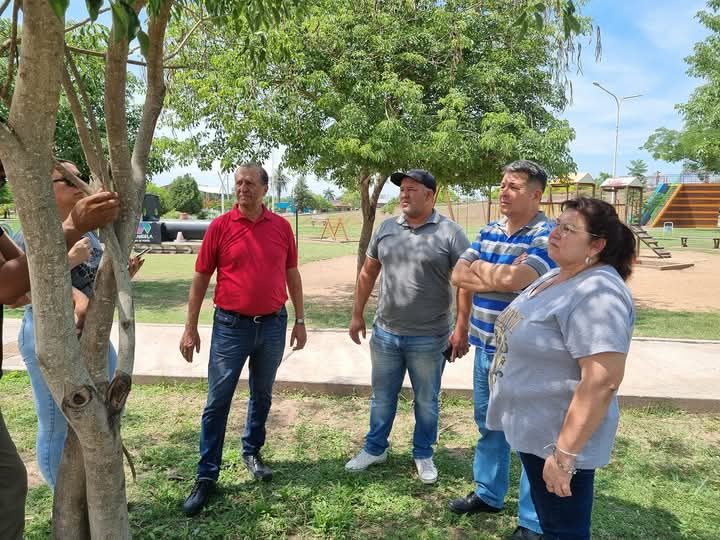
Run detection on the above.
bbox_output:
[0,0,301,537]
[162,0,593,272]
[644,0,720,173]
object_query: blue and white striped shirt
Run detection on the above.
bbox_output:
[460,212,556,352]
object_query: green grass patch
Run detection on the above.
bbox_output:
[635,309,720,340]
[644,227,720,255]
[1,374,718,539]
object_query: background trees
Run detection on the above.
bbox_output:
[168,173,203,214]
[644,0,720,173]
[162,0,590,271]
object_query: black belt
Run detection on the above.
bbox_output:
[216,306,282,323]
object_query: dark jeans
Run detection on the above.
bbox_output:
[0,410,27,540]
[519,452,596,540]
[196,307,287,481]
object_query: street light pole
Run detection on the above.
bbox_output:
[593,82,642,177]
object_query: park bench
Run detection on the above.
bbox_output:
[679,236,720,248]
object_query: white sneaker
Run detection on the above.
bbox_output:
[345,449,387,471]
[414,457,438,484]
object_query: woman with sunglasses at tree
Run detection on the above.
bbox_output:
[485,197,636,540]
[14,161,144,491]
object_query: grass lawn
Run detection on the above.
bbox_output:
[635,309,720,340]
[644,227,720,255]
[1,372,718,539]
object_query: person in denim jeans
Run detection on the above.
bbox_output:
[0,160,120,539]
[346,169,471,485]
[487,198,636,539]
[449,160,556,540]
[179,163,307,516]
[14,162,134,490]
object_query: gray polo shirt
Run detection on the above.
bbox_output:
[486,265,635,469]
[367,210,470,336]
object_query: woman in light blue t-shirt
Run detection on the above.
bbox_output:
[486,197,636,540]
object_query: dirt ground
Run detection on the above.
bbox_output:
[300,249,720,312]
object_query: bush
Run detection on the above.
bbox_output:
[167,174,202,214]
[145,182,172,215]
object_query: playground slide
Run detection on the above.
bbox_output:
[641,184,669,225]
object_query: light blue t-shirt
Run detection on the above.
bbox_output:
[486,265,635,469]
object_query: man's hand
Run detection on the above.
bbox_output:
[290,323,307,350]
[69,191,120,234]
[512,253,528,266]
[180,326,201,363]
[349,314,367,344]
[128,255,145,279]
[68,238,92,269]
[447,325,470,362]
[72,287,90,336]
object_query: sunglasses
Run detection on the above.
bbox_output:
[53,171,90,187]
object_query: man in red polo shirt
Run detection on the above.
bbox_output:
[179,163,307,516]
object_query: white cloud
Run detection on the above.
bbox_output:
[638,1,709,53]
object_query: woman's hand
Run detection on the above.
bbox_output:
[72,287,90,336]
[128,255,145,279]
[68,237,92,269]
[543,452,574,497]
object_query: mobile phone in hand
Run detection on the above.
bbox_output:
[443,345,454,362]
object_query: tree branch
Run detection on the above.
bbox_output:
[60,66,107,190]
[0,0,11,19]
[64,48,111,189]
[64,7,112,34]
[132,0,174,184]
[98,224,135,378]
[66,45,187,69]
[163,16,210,63]
[0,0,20,104]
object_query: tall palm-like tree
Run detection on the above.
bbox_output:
[323,187,336,201]
[273,165,291,203]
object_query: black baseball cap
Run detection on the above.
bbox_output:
[390,169,436,193]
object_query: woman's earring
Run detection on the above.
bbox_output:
[585,256,595,265]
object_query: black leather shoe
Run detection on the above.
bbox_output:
[509,526,544,540]
[182,479,215,516]
[243,454,273,481]
[448,491,502,514]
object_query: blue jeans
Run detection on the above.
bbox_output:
[19,309,117,491]
[519,452,595,540]
[364,325,447,460]
[473,348,541,534]
[196,307,287,481]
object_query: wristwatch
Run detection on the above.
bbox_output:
[295,318,305,325]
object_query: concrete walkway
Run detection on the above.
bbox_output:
[3,319,720,412]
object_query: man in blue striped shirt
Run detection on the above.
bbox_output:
[448,160,556,540]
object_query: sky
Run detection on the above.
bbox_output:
[63,1,711,196]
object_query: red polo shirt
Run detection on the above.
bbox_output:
[195,204,297,315]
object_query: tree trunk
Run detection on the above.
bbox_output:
[356,172,387,276]
[0,1,172,537]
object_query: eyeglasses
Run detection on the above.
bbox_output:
[554,220,603,238]
[53,178,76,187]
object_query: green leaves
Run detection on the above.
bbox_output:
[48,0,71,20]
[85,0,104,21]
[108,0,152,58]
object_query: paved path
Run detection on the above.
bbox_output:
[3,320,720,412]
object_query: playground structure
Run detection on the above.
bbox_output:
[541,172,597,218]
[599,176,644,225]
[311,215,350,241]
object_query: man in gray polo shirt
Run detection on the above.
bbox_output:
[345,169,471,484]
